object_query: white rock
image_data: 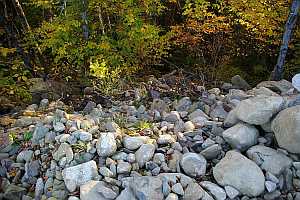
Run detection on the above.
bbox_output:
[180,152,207,177]
[222,123,258,151]
[96,132,117,157]
[17,150,33,163]
[165,111,181,122]
[235,95,284,125]
[117,161,132,174]
[135,144,155,167]
[166,193,179,200]
[53,143,73,163]
[62,160,99,192]
[184,121,195,132]
[265,181,277,192]
[53,122,65,132]
[246,145,292,176]
[271,105,300,153]
[213,151,265,197]
[183,182,205,200]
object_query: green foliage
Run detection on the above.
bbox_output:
[23,131,33,141]
[134,120,152,131]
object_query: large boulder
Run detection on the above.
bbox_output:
[235,95,284,125]
[62,160,99,192]
[246,145,292,176]
[213,151,265,197]
[222,123,258,151]
[271,105,300,153]
[257,80,293,94]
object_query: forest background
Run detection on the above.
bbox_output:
[1,0,300,104]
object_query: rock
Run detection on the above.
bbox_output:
[183,182,205,200]
[222,123,258,151]
[231,75,251,90]
[117,161,132,174]
[99,167,114,177]
[105,121,121,133]
[200,144,222,160]
[53,143,73,163]
[96,132,117,157]
[68,197,80,200]
[225,186,240,200]
[246,145,292,176]
[151,99,169,113]
[200,181,226,200]
[62,160,99,192]
[16,150,33,163]
[171,183,184,195]
[264,190,281,200]
[257,80,293,94]
[293,74,300,92]
[15,116,34,127]
[53,122,65,132]
[78,131,92,141]
[135,144,155,167]
[123,136,149,150]
[180,152,207,177]
[188,109,209,120]
[24,160,40,178]
[80,180,118,200]
[184,121,195,132]
[166,193,179,200]
[40,99,49,108]
[129,176,164,200]
[265,181,277,192]
[35,178,44,199]
[158,173,194,187]
[175,97,192,111]
[3,184,27,200]
[165,111,181,123]
[213,150,265,197]
[116,188,136,200]
[83,101,96,114]
[271,105,300,153]
[210,102,228,119]
[235,95,284,125]
[157,134,176,144]
[224,109,240,128]
[32,125,49,144]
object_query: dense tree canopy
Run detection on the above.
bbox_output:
[0,0,299,102]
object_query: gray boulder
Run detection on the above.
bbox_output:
[135,144,155,167]
[222,123,258,151]
[213,151,265,197]
[246,145,292,176]
[123,136,149,150]
[235,95,284,125]
[271,105,300,153]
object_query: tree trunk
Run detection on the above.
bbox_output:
[11,0,30,31]
[271,0,300,80]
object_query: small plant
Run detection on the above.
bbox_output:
[71,141,87,153]
[8,132,20,146]
[23,131,33,141]
[134,120,152,131]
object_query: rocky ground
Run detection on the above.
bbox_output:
[1,75,300,200]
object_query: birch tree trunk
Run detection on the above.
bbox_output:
[271,0,300,80]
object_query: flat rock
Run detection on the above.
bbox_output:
[213,150,265,197]
[200,144,222,159]
[271,105,300,153]
[80,180,118,200]
[53,143,73,163]
[235,95,284,125]
[16,150,33,163]
[180,152,207,177]
[3,184,27,200]
[183,182,205,200]
[62,160,99,192]
[246,145,292,176]
[222,123,258,151]
[257,80,293,94]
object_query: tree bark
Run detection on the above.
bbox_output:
[271,0,300,80]
[11,0,30,31]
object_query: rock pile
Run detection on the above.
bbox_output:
[1,77,300,200]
